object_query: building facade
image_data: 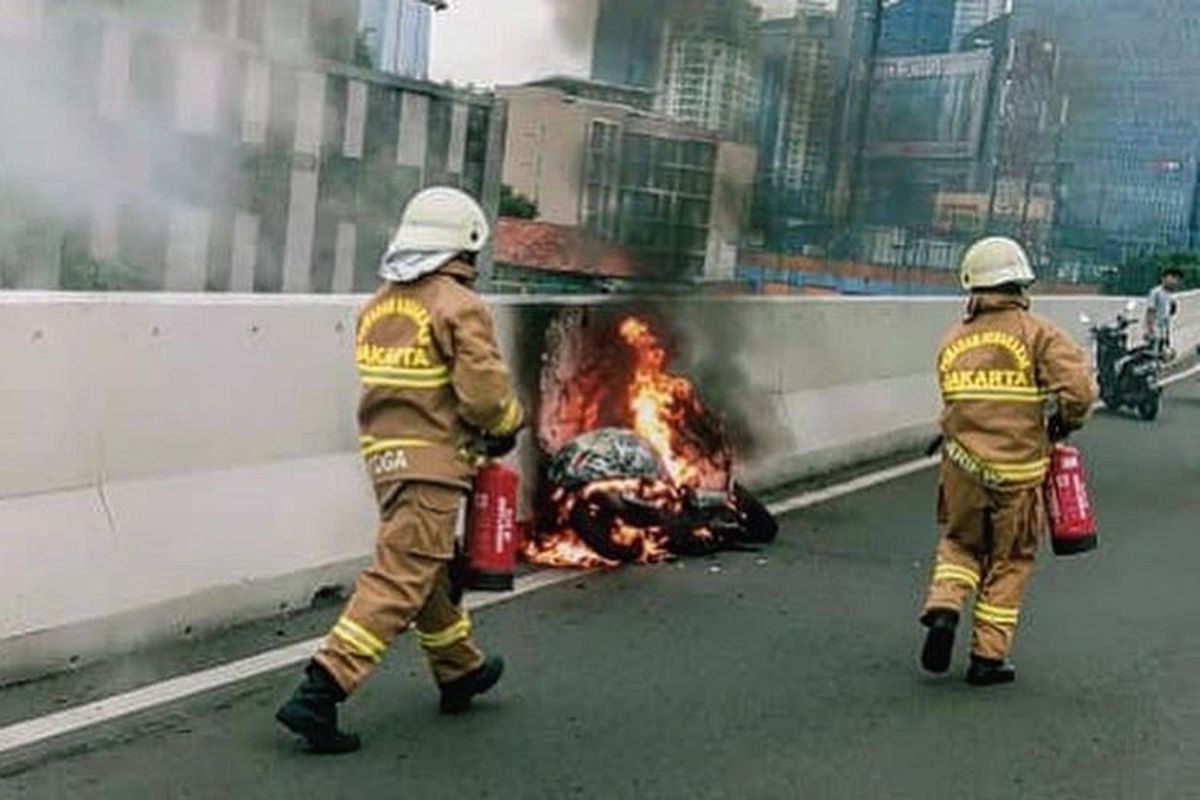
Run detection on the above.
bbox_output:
[590,0,665,91]
[827,0,884,234]
[1011,0,1200,260]
[755,9,837,251]
[951,0,1009,50]
[655,0,763,141]
[0,0,503,293]
[851,13,1074,275]
[358,0,432,80]
[877,0,956,57]
[590,0,763,142]
[499,82,757,283]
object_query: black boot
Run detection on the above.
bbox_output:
[966,655,1016,686]
[276,661,361,754]
[439,655,505,715]
[920,609,959,674]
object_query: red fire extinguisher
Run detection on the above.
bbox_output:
[1043,443,1098,556]
[465,461,520,591]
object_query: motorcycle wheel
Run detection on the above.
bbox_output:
[1098,377,1117,409]
[1137,394,1161,422]
[569,498,645,563]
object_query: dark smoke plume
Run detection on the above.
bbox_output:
[542,0,600,53]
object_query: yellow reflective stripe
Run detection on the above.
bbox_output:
[360,370,451,389]
[933,565,980,585]
[331,627,381,662]
[414,614,472,650]
[944,440,1005,485]
[943,391,1047,404]
[989,460,1050,479]
[338,617,387,653]
[945,440,1048,485]
[945,384,1044,396]
[331,617,386,662]
[360,438,434,457]
[358,364,449,378]
[488,396,523,437]
[974,610,1018,627]
[933,564,981,589]
[974,602,1020,626]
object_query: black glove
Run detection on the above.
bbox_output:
[1047,414,1071,442]
[480,433,518,458]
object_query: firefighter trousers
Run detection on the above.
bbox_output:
[921,459,1044,661]
[315,482,485,695]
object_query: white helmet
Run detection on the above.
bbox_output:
[388,186,490,253]
[959,236,1035,291]
[380,187,490,283]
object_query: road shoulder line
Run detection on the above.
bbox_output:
[0,456,938,756]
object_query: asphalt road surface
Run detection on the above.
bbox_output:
[2,382,1198,800]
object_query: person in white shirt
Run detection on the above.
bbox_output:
[1145,267,1183,357]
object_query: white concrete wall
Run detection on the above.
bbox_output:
[1,290,1196,683]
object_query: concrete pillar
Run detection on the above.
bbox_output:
[164,207,212,291]
[230,212,259,292]
[293,70,326,158]
[241,58,271,145]
[282,71,326,293]
[343,80,368,160]
[176,44,223,135]
[447,101,469,177]
[97,24,131,122]
[398,92,429,176]
[332,222,357,293]
[282,168,319,293]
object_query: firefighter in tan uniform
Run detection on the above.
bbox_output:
[277,188,524,753]
[919,237,1096,686]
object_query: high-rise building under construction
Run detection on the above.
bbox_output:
[756,6,837,249]
[591,0,763,141]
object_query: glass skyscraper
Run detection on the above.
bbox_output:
[877,0,955,57]
[358,0,431,80]
[1011,0,1200,253]
[591,0,667,89]
[951,0,1008,50]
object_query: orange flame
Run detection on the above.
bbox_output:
[619,317,703,487]
[523,530,622,570]
[522,478,679,568]
[526,315,731,569]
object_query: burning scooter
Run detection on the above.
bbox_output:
[526,314,777,568]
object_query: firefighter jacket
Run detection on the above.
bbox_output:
[355,260,523,493]
[937,293,1097,489]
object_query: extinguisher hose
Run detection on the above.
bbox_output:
[925,435,945,458]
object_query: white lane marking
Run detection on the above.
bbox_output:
[0,456,942,756]
[1160,362,1200,388]
[766,456,939,517]
[0,570,584,756]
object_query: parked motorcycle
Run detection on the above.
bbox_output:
[1080,301,1163,421]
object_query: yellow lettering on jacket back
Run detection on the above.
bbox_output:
[939,330,1032,374]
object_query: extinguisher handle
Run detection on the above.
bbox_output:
[478,433,519,459]
[1047,413,1071,443]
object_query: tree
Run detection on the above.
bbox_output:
[499,184,539,220]
[1106,250,1200,295]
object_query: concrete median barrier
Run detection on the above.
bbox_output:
[0,289,1194,683]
